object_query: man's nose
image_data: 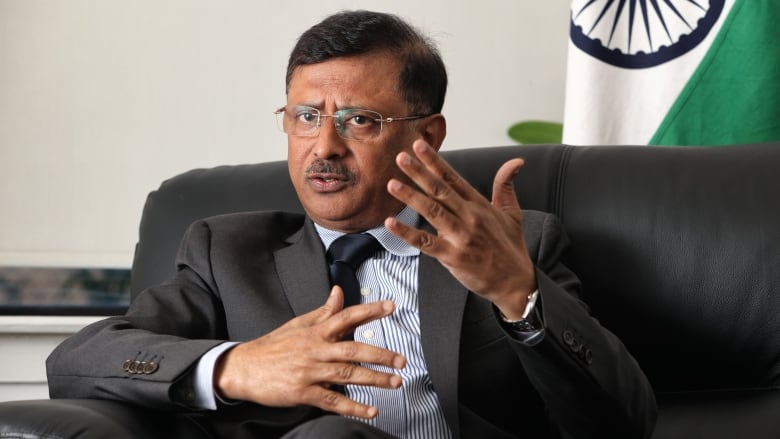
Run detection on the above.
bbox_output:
[312,117,349,159]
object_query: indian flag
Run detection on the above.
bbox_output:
[562,0,780,146]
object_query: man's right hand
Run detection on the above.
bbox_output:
[213,286,406,419]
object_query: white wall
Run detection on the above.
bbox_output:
[0,1,569,269]
[0,316,103,401]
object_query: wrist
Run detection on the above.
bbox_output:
[495,282,538,320]
[213,343,242,402]
[497,289,544,339]
[498,289,539,322]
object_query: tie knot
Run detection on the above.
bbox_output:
[327,233,383,269]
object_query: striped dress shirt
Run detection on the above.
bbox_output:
[316,206,453,438]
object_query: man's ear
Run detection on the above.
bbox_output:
[420,114,447,152]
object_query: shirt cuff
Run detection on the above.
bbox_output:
[191,341,240,410]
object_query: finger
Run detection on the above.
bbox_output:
[403,139,484,203]
[326,285,345,312]
[301,386,380,419]
[384,214,443,255]
[386,177,459,247]
[314,359,405,390]
[321,340,407,371]
[285,286,345,330]
[319,300,396,340]
[491,159,525,212]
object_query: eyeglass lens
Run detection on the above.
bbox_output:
[276,106,384,140]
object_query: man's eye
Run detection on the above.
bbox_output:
[297,112,318,123]
[346,114,376,127]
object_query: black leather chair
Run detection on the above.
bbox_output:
[2,143,778,438]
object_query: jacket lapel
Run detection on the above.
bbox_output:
[274,218,332,316]
[419,252,469,439]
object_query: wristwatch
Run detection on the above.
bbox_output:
[499,289,542,332]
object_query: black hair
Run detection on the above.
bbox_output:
[286,10,448,115]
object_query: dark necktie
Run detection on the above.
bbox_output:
[327,233,383,307]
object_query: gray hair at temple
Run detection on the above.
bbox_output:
[285,10,448,115]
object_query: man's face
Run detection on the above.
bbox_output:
[285,52,429,232]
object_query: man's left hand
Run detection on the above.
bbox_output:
[386,139,537,320]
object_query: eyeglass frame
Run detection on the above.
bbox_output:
[274,105,432,141]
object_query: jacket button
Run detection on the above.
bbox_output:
[583,348,593,365]
[562,330,575,346]
[143,361,159,374]
[122,360,132,372]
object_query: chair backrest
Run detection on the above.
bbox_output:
[131,143,780,400]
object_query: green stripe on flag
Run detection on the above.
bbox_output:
[650,0,780,146]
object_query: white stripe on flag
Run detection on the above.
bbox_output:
[562,0,735,145]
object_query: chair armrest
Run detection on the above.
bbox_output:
[652,389,780,439]
[0,398,212,439]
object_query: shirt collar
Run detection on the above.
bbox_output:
[314,206,421,257]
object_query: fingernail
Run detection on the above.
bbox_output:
[393,355,406,369]
[398,152,412,166]
[382,301,395,313]
[390,375,403,388]
[388,180,402,192]
[366,406,378,418]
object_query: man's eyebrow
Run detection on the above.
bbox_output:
[290,102,323,109]
[291,102,383,113]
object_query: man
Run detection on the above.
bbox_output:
[47,10,656,439]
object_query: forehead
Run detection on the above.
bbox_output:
[287,53,406,111]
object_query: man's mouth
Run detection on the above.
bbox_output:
[305,160,353,192]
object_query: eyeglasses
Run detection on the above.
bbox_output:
[274,105,429,141]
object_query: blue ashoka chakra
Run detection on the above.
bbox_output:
[570,0,725,68]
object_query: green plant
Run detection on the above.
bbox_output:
[507,120,563,144]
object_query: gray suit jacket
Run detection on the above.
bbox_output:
[47,210,656,438]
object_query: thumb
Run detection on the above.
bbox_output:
[492,158,524,212]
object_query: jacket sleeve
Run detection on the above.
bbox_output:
[510,211,658,439]
[46,220,229,410]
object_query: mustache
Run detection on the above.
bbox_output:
[305,159,354,179]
